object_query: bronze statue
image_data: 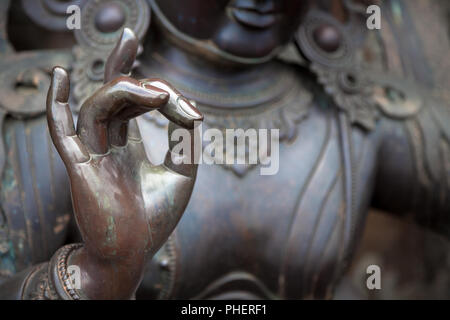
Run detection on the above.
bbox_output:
[0,0,448,299]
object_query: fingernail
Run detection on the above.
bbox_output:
[121,27,137,43]
[157,92,169,101]
[178,98,203,121]
[52,67,69,103]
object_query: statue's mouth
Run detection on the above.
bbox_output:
[230,6,280,29]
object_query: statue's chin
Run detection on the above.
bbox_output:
[212,22,282,59]
[149,0,286,65]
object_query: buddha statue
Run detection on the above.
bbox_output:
[0,0,448,299]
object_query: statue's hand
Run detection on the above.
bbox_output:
[46,29,202,299]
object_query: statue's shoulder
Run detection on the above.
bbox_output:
[278,51,430,132]
[288,3,449,133]
[312,63,439,131]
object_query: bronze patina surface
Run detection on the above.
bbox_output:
[0,0,448,299]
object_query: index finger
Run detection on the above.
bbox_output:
[77,77,169,154]
[142,79,203,129]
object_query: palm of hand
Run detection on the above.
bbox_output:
[47,28,202,265]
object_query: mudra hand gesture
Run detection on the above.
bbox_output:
[46,28,203,299]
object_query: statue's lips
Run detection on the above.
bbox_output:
[231,7,278,29]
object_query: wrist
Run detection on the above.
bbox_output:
[68,245,145,299]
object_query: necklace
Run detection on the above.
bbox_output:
[138,53,313,177]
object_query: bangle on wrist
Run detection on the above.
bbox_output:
[49,243,84,300]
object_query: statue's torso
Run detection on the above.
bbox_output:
[136,62,380,299]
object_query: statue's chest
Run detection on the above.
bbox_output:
[141,104,378,299]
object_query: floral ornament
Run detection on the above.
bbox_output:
[312,62,424,131]
[311,63,379,130]
[296,8,424,131]
[295,9,381,130]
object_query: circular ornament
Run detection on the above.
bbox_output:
[74,0,149,50]
[295,10,354,68]
[370,74,423,119]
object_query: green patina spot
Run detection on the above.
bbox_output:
[391,1,403,25]
[1,130,18,193]
[105,216,117,247]
[2,166,17,193]
[0,240,16,276]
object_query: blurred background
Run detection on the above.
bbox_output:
[335,209,450,299]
